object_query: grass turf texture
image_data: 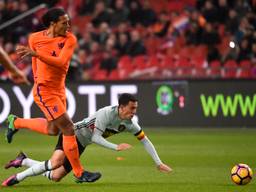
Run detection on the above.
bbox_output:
[0,128,255,192]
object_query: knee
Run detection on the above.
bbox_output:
[52,175,62,182]
[51,160,64,170]
[47,124,59,136]
[61,122,75,136]
[62,129,74,136]
[48,129,59,136]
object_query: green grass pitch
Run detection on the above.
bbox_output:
[0,128,255,192]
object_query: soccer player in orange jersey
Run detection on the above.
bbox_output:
[6,7,101,183]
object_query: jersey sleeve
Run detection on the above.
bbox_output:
[29,34,37,70]
[94,108,108,133]
[91,128,118,150]
[129,119,145,141]
[129,119,162,165]
[28,34,35,51]
[36,35,77,67]
[140,136,163,165]
[91,108,118,150]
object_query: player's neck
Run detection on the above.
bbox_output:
[118,107,124,120]
[46,28,59,38]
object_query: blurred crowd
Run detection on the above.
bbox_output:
[0,0,256,81]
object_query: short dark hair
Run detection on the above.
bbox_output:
[118,93,137,106]
[42,7,66,28]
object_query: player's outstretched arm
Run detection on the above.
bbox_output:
[17,35,76,68]
[16,39,75,68]
[92,128,132,151]
[0,46,30,85]
[135,130,172,173]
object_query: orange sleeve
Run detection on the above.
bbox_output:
[36,36,77,68]
[28,34,36,51]
[28,34,37,64]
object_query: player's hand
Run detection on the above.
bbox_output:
[9,70,30,85]
[157,163,172,173]
[117,143,132,151]
[16,45,37,59]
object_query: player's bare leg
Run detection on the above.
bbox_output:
[51,113,101,182]
[5,115,59,143]
[2,148,101,187]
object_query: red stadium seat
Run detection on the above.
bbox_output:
[156,55,175,77]
[118,55,132,69]
[144,37,162,55]
[191,55,207,78]
[238,60,252,79]
[179,47,192,59]
[117,55,134,79]
[133,55,146,69]
[183,0,196,6]
[147,55,160,67]
[118,67,134,80]
[108,70,120,80]
[93,69,107,80]
[160,55,176,70]
[192,45,208,59]
[209,60,221,78]
[176,57,192,77]
[168,0,185,12]
[223,60,238,79]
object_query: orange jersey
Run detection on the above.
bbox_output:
[29,30,77,91]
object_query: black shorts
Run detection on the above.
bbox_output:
[55,134,85,173]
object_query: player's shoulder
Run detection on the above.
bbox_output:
[122,118,141,134]
[66,32,77,43]
[29,30,45,41]
[96,105,117,119]
[98,105,114,113]
[123,119,134,127]
[30,30,45,37]
[130,118,141,129]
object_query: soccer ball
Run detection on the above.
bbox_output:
[231,164,253,185]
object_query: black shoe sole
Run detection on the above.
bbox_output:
[6,129,18,144]
[76,173,102,183]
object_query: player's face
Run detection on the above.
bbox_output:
[54,14,70,36]
[119,101,138,120]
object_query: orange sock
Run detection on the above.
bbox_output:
[14,118,48,135]
[62,135,84,177]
